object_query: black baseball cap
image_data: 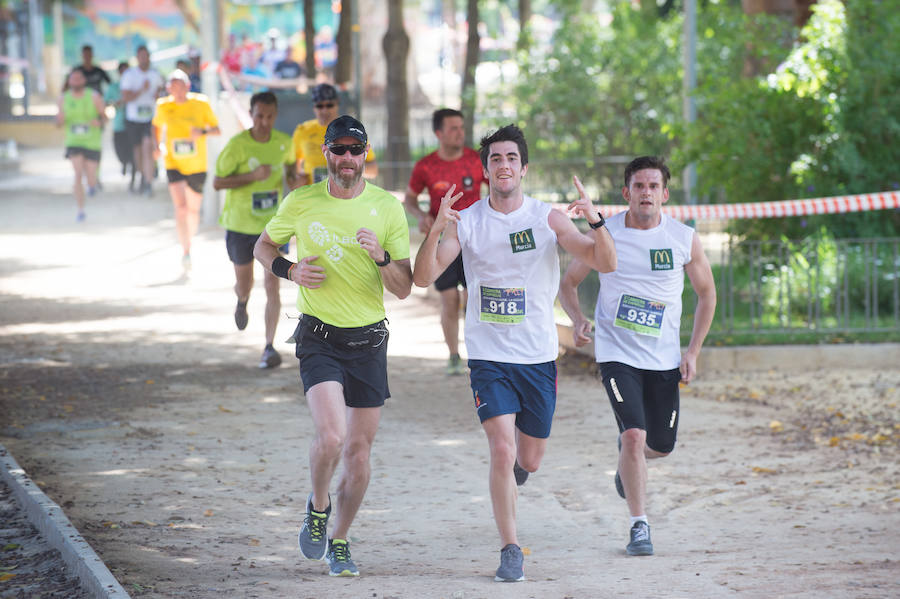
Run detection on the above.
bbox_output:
[311,83,338,103]
[324,115,368,145]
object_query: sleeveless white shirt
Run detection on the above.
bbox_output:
[593,212,695,370]
[457,195,560,364]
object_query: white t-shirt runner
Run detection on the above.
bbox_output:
[457,195,560,364]
[120,66,164,123]
[593,211,695,370]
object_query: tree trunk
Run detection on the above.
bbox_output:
[172,0,200,33]
[304,0,316,81]
[740,0,818,77]
[461,0,479,144]
[335,0,352,87]
[382,0,410,190]
[517,0,532,52]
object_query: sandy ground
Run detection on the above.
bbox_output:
[1,152,899,599]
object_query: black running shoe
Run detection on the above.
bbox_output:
[234,300,248,330]
[513,460,529,486]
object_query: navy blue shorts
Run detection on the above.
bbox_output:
[599,361,681,453]
[468,359,557,438]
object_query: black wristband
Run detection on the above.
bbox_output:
[272,256,296,279]
[374,250,391,267]
[588,214,606,229]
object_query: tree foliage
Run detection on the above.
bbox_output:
[502,0,899,239]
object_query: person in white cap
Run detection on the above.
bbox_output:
[152,69,219,272]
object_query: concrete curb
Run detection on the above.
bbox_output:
[0,444,131,599]
[556,322,900,371]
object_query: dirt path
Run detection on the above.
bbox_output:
[1,161,898,598]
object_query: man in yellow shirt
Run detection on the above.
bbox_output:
[291,83,377,186]
[152,69,220,271]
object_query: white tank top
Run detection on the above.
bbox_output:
[593,212,695,370]
[458,195,560,364]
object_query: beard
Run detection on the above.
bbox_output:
[327,156,363,190]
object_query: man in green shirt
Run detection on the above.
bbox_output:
[254,115,412,577]
[213,91,298,369]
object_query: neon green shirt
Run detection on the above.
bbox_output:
[216,129,293,235]
[266,180,410,327]
[62,90,102,151]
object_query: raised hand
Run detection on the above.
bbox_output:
[567,175,602,224]
[432,184,463,234]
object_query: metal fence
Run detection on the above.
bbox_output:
[562,233,900,337]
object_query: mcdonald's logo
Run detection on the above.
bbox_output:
[509,228,536,253]
[650,248,674,271]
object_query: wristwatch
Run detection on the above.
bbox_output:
[588,214,606,229]
[374,250,391,267]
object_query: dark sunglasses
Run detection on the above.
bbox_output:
[328,143,366,156]
[314,102,336,109]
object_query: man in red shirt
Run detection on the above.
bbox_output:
[404,109,486,374]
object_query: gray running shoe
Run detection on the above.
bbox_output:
[234,300,248,330]
[615,434,625,499]
[259,344,281,369]
[513,460,529,486]
[494,543,525,582]
[626,521,654,556]
[298,493,330,560]
[326,539,359,577]
[446,353,464,375]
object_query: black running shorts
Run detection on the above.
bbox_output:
[434,252,466,291]
[166,169,206,194]
[292,315,390,408]
[599,361,681,454]
[65,146,101,162]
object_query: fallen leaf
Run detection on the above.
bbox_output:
[521,546,531,556]
[145,380,154,385]
[0,573,16,582]
[249,539,260,546]
[752,466,776,474]
[734,480,746,485]
[218,405,233,413]
[769,420,784,432]
[204,509,214,517]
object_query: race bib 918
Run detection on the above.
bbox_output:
[614,293,665,337]
[479,286,525,324]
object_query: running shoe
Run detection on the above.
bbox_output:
[325,539,359,577]
[76,212,86,223]
[446,353,463,375]
[494,543,525,582]
[87,185,97,197]
[626,521,653,556]
[298,493,330,560]
[615,434,625,499]
[513,460,529,486]
[259,344,281,369]
[234,300,248,330]
[181,254,192,273]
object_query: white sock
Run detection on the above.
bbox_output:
[630,515,648,526]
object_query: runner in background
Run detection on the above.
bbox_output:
[73,44,110,95]
[559,155,716,557]
[404,108,486,375]
[56,69,106,222]
[120,46,164,196]
[104,61,135,186]
[152,69,220,273]
[213,91,297,369]
[291,83,377,187]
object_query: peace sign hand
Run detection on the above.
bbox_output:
[567,175,602,225]
[432,184,463,234]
